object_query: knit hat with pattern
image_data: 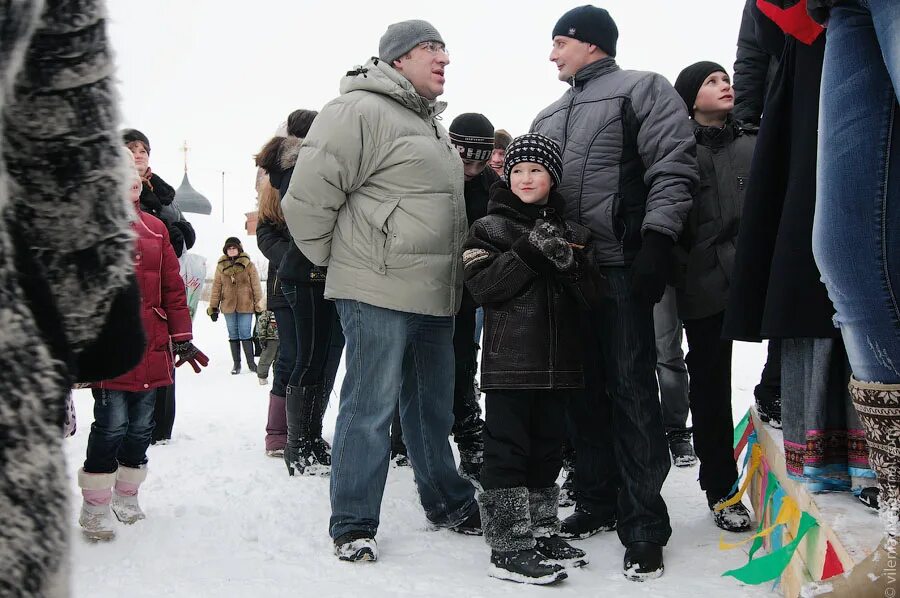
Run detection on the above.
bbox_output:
[449,113,495,161]
[503,133,563,186]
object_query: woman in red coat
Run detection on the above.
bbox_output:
[77,164,208,541]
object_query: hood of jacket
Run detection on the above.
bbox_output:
[340,58,447,120]
[278,135,303,171]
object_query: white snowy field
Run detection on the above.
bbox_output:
[65,302,777,598]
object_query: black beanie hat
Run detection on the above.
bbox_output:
[450,113,495,161]
[223,236,243,254]
[503,133,563,187]
[674,61,728,117]
[122,128,151,153]
[552,5,618,58]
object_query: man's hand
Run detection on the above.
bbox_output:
[173,341,209,373]
[630,231,674,305]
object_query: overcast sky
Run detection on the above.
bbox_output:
[106,0,744,232]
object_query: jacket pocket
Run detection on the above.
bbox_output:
[370,196,401,274]
[488,311,508,355]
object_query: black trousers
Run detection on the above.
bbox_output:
[283,282,344,389]
[151,375,175,442]
[480,389,569,491]
[451,300,483,452]
[683,311,739,505]
[758,338,782,391]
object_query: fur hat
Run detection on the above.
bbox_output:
[674,61,727,117]
[494,129,512,151]
[449,113,495,161]
[223,236,243,254]
[122,128,150,153]
[503,133,563,187]
[552,5,619,58]
[379,19,444,63]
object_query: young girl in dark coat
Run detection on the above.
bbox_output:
[672,61,758,532]
[463,134,590,585]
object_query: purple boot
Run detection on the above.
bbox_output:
[265,392,287,456]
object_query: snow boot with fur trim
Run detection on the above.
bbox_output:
[111,465,148,524]
[78,469,117,541]
[530,485,588,567]
[479,486,567,585]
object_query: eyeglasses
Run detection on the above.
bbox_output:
[419,41,449,57]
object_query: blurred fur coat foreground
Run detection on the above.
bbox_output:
[0,1,143,595]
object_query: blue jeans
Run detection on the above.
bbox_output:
[329,299,477,539]
[84,388,157,473]
[814,0,900,384]
[653,285,690,434]
[224,312,254,341]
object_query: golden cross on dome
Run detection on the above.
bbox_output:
[181,140,190,173]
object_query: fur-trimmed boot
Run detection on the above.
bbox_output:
[240,339,257,373]
[530,485,588,568]
[802,378,900,597]
[229,340,241,375]
[111,465,148,524]
[479,486,567,585]
[78,469,117,541]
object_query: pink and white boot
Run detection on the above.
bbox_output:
[111,466,148,524]
[78,469,117,541]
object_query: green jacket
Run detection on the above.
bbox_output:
[282,58,467,316]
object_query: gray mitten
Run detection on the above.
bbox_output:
[528,220,574,271]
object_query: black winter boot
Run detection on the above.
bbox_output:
[754,384,782,429]
[229,340,241,374]
[283,385,303,476]
[559,504,617,539]
[479,487,567,585]
[667,429,698,468]
[306,384,331,474]
[240,339,257,373]
[530,486,588,568]
[623,541,664,581]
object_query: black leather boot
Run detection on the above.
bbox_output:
[240,339,257,373]
[308,384,331,469]
[283,385,302,476]
[229,340,241,374]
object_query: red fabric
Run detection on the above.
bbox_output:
[756,0,824,45]
[821,541,845,580]
[96,212,192,391]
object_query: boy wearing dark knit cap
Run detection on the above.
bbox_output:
[532,4,698,582]
[489,129,513,177]
[673,61,757,534]
[463,134,592,585]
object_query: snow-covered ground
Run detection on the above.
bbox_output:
[65,303,777,597]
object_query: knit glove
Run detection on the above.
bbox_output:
[528,219,574,271]
[207,306,219,322]
[630,231,674,305]
[173,341,209,373]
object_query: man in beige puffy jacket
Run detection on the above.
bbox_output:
[281,19,478,562]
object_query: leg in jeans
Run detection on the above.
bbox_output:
[526,391,568,490]
[117,389,157,469]
[329,300,410,539]
[682,312,739,505]
[283,283,308,387]
[814,0,900,385]
[654,286,690,434]
[224,312,240,340]
[398,312,477,525]
[596,267,672,546]
[481,390,533,491]
[84,389,130,474]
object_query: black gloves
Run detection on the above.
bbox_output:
[630,230,674,305]
[207,306,219,322]
[528,220,575,271]
[173,341,209,373]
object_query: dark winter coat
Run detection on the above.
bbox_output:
[268,136,326,285]
[674,119,757,321]
[531,57,698,267]
[139,172,196,257]
[463,185,588,390]
[459,167,501,316]
[1,3,144,594]
[255,219,290,310]
[733,0,782,126]
[723,32,837,341]
[209,253,264,314]
[96,212,193,392]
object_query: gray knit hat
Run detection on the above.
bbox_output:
[379,19,444,63]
